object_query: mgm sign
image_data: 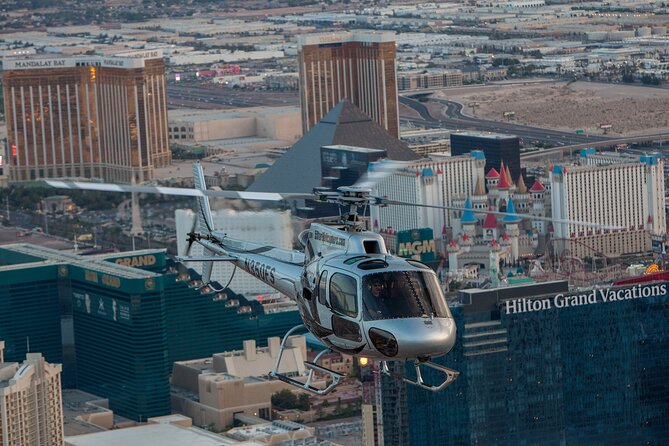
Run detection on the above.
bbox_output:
[397,228,436,262]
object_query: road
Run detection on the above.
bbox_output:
[399,96,612,147]
[166,84,299,110]
[521,132,669,161]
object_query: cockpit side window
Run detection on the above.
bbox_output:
[329,273,358,318]
[317,271,328,306]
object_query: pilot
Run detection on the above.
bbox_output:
[365,279,387,319]
[371,279,386,299]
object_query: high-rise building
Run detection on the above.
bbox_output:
[394,280,669,445]
[370,151,486,234]
[551,152,665,258]
[450,132,521,181]
[0,245,301,421]
[0,346,64,446]
[297,32,400,138]
[361,364,384,446]
[2,50,171,183]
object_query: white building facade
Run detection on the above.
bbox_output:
[550,153,665,258]
[0,346,64,446]
[370,152,486,235]
[175,208,293,297]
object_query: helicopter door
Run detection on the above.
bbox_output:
[328,273,362,345]
[316,271,332,330]
[307,270,327,326]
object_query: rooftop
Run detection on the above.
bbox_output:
[65,423,233,446]
[227,420,310,441]
[168,106,300,122]
[0,244,161,280]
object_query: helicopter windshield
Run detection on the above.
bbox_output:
[361,271,452,321]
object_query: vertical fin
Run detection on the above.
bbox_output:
[193,162,215,235]
[202,261,214,285]
[193,162,215,284]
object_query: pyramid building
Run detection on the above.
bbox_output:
[248,100,418,194]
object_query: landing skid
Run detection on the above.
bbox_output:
[380,359,459,392]
[269,325,345,395]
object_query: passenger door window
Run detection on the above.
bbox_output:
[329,273,358,318]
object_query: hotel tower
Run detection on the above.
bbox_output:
[0,343,64,446]
[2,50,171,183]
[297,32,400,138]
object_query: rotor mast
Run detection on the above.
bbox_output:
[314,186,374,232]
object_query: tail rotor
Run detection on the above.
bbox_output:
[185,214,199,256]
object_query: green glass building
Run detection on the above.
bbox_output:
[0,244,301,421]
[380,280,669,445]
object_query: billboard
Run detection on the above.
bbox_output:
[396,228,436,262]
[73,291,131,325]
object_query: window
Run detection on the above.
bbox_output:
[306,239,315,260]
[317,271,328,306]
[362,271,452,321]
[332,314,362,342]
[329,273,357,318]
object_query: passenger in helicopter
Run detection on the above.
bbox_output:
[389,273,417,315]
[391,273,411,298]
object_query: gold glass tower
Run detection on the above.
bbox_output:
[3,50,171,183]
[297,32,400,138]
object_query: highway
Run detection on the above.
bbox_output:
[521,133,669,160]
[399,95,612,147]
[166,81,667,157]
[166,83,299,110]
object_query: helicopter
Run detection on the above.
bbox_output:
[44,161,620,395]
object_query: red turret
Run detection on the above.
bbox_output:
[483,210,498,229]
[485,167,500,179]
[529,180,546,192]
[497,167,512,189]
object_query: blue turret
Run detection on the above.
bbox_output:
[503,198,522,223]
[460,198,478,224]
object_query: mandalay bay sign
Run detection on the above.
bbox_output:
[504,283,667,315]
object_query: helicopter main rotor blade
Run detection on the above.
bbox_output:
[352,159,413,190]
[43,180,316,201]
[372,196,624,230]
[41,159,407,205]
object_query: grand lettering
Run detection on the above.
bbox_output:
[101,274,121,289]
[505,284,667,315]
[115,255,156,268]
